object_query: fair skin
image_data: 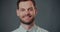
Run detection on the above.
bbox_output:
[16,1,37,30]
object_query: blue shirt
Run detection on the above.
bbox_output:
[12,25,48,32]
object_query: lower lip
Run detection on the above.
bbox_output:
[24,16,31,19]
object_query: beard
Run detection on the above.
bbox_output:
[20,17,35,25]
[19,14,35,25]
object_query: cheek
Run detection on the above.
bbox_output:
[30,11,36,16]
[19,12,24,18]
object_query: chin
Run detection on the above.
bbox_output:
[23,18,32,22]
[23,20,31,22]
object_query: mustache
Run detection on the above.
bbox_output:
[22,14,32,18]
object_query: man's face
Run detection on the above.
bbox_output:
[17,1,37,25]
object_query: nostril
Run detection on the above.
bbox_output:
[25,11,30,14]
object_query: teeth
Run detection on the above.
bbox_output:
[25,16,29,17]
[25,16,30,17]
[23,15,31,18]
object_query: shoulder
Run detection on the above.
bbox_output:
[12,28,19,32]
[11,26,21,32]
[36,26,49,32]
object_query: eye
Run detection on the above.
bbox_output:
[20,9,25,11]
[28,7,33,11]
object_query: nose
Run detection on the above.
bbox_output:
[25,10,30,15]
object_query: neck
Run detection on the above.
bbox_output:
[21,22,35,30]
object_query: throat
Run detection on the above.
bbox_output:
[21,22,34,30]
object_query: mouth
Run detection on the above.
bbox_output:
[25,15,31,18]
[23,15,32,19]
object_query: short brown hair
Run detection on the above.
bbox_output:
[17,0,36,9]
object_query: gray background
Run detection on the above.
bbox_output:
[0,0,60,32]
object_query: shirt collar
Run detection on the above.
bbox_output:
[19,24,37,32]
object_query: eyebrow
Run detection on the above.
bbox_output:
[20,7,33,10]
[28,7,33,10]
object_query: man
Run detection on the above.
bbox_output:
[12,0,48,32]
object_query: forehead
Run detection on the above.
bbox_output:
[19,1,34,9]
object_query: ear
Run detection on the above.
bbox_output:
[16,9,19,16]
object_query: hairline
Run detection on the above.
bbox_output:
[17,0,36,9]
